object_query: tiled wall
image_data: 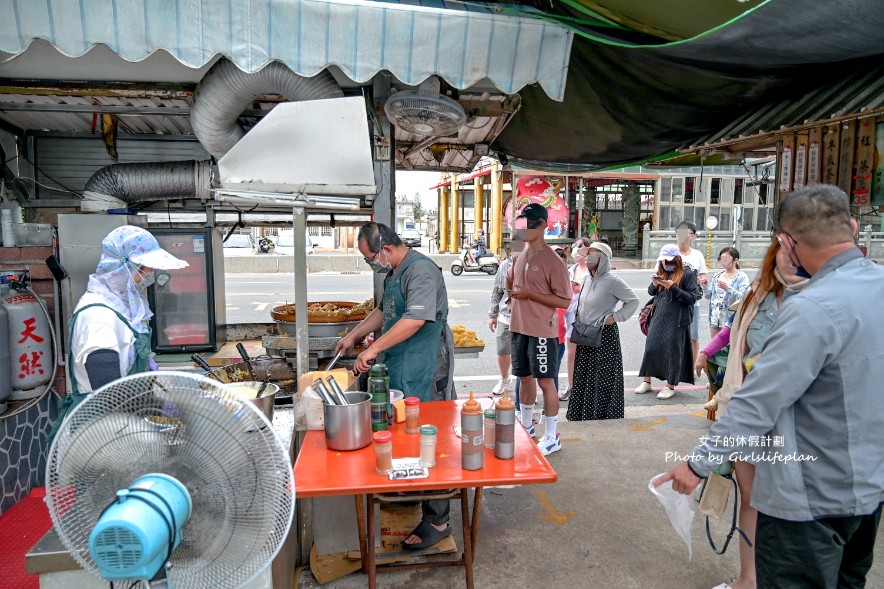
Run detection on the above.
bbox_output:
[1,245,65,514]
[0,392,56,513]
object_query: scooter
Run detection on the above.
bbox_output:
[258,236,275,254]
[451,247,499,275]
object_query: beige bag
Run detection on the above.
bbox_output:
[698,472,732,520]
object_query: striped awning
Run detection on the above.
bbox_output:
[0,0,573,101]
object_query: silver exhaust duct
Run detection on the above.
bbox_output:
[82,160,212,211]
[82,59,343,209]
[190,59,344,159]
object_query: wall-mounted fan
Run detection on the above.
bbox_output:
[384,76,467,137]
[45,372,294,588]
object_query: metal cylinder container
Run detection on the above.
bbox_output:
[324,392,372,451]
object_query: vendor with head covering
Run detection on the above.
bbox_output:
[48,226,188,443]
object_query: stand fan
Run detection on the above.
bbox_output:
[45,372,294,589]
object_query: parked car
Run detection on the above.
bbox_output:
[400,228,422,248]
[222,233,255,256]
[274,229,316,255]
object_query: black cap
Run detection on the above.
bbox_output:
[516,203,548,223]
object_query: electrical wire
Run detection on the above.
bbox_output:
[13,174,83,197]
[15,152,84,197]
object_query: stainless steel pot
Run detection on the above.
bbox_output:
[275,319,362,339]
[324,392,371,451]
[226,381,280,422]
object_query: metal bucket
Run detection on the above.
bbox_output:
[226,381,280,422]
[324,392,371,451]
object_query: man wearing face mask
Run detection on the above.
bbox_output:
[49,226,188,445]
[657,185,884,587]
[335,222,455,550]
[673,221,708,362]
[336,222,455,401]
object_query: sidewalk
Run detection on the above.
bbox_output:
[298,406,884,588]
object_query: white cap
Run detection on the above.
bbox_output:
[589,242,612,258]
[130,247,188,270]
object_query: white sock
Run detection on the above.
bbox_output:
[545,415,558,439]
[520,404,534,427]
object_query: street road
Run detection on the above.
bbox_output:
[225,266,757,408]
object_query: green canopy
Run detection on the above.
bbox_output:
[493,0,884,170]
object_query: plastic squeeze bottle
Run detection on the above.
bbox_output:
[494,393,516,460]
[461,392,484,470]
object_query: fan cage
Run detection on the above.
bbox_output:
[384,90,467,137]
[46,372,295,589]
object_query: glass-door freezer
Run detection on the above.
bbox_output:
[148,228,220,352]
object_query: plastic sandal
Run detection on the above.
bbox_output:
[402,520,451,550]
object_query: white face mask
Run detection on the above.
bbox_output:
[586,254,600,269]
[136,270,156,292]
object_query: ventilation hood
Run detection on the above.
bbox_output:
[217,96,376,198]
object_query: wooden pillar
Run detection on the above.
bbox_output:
[439,180,450,253]
[450,175,460,253]
[474,177,484,238]
[490,162,503,255]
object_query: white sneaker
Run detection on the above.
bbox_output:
[657,387,676,400]
[491,377,510,396]
[537,433,562,456]
[634,381,652,394]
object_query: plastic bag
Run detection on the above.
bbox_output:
[301,387,325,430]
[649,473,697,559]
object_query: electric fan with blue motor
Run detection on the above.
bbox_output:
[45,372,295,588]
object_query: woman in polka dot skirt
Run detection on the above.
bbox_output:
[566,242,639,421]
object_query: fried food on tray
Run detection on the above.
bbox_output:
[272,298,375,322]
[450,324,484,347]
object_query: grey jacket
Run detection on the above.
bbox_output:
[575,253,639,326]
[689,249,884,521]
[488,257,513,324]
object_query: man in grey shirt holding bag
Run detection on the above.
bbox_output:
[657,185,884,588]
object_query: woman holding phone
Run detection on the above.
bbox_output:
[635,244,702,400]
[559,236,591,401]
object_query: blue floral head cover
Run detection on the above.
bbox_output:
[86,226,187,332]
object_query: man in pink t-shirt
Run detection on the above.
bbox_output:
[507,204,572,456]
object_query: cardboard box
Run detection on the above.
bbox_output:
[298,369,355,396]
[380,503,422,550]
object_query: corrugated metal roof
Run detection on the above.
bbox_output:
[685,64,884,151]
[0,0,572,101]
[1,90,508,172]
[0,94,193,135]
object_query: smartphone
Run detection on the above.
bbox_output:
[45,255,68,282]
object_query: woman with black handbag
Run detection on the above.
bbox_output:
[566,242,638,420]
[635,244,703,400]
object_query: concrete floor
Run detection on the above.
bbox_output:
[298,405,884,589]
